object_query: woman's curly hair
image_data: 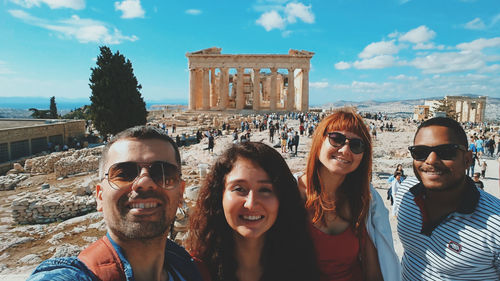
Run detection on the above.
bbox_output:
[186,142,319,281]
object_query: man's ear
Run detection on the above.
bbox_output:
[96,184,104,212]
[464,150,473,168]
[178,180,186,207]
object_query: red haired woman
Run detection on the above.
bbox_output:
[297,108,400,281]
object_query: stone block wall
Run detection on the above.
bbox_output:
[11,192,97,224]
[24,147,102,176]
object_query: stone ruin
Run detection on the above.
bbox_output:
[11,183,96,225]
[24,146,102,178]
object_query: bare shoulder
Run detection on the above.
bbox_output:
[297,173,307,201]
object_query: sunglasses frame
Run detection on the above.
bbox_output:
[327,132,366,154]
[104,161,181,190]
[408,144,467,161]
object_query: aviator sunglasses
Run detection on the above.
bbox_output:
[327,132,366,154]
[408,144,467,161]
[104,161,181,190]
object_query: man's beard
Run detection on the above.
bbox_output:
[107,190,174,240]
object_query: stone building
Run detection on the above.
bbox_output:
[413,96,487,122]
[186,47,314,112]
[0,119,86,164]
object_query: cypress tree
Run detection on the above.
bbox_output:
[89,46,147,137]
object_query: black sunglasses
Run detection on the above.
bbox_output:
[327,132,366,154]
[408,144,467,161]
[104,161,181,190]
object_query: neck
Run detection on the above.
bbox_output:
[234,235,265,281]
[110,232,168,281]
[318,166,346,199]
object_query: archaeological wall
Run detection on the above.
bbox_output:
[0,119,86,165]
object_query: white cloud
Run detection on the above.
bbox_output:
[9,10,138,44]
[413,42,445,50]
[0,61,15,75]
[457,37,500,51]
[411,50,490,74]
[353,55,395,69]
[389,74,417,80]
[281,30,292,37]
[399,25,436,44]
[464,17,486,30]
[256,10,285,31]
[284,2,314,24]
[334,61,351,70]
[256,1,315,32]
[358,40,399,59]
[9,0,84,9]
[185,9,202,15]
[310,82,329,88]
[114,0,145,19]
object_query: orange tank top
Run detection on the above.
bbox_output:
[309,223,363,281]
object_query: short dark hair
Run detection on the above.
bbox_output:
[99,125,181,179]
[414,117,468,146]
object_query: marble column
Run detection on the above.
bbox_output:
[210,68,217,108]
[287,68,295,111]
[301,68,309,111]
[252,68,260,111]
[458,100,464,122]
[189,68,197,110]
[220,68,229,109]
[270,68,277,111]
[236,68,245,110]
[202,68,210,110]
[466,101,471,122]
[195,69,203,109]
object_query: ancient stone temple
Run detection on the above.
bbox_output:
[444,95,487,123]
[186,47,314,112]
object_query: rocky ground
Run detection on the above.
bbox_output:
[1,113,499,280]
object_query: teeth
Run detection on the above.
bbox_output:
[332,157,349,163]
[243,215,262,221]
[130,202,158,209]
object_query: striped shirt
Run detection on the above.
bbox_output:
[394,176,500,280]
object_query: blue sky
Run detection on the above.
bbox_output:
[1,0,499,106]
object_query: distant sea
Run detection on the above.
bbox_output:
[0,96,188,118]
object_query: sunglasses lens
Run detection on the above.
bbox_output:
[409,144,460,161]
[349,139,365,154]
[435,145,458,160]
[149,162,166,187]
[328,132,346,147]
[108,162,139,187]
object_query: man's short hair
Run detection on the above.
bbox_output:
[414,117,468,147]
[99,126,181,179]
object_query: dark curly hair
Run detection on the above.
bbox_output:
[187,142,319,281]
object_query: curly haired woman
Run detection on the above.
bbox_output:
[187,142,319,281]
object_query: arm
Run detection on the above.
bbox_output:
[362,234,383,281]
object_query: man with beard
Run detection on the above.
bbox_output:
[28,126,204,281]
[393,117,500,280]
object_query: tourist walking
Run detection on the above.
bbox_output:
[187,142,320,281]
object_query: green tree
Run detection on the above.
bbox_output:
[89,46,147,137]
[433,98,457,120]
[29,108,50,119]
[49,96,58,119]
[62,105,91,120]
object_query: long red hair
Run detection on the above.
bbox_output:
[305,107,372,236]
